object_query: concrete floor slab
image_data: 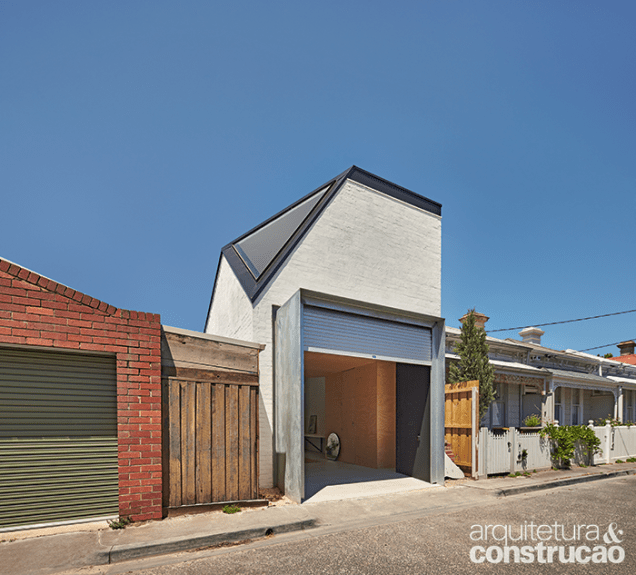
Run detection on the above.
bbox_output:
[304,455,436,503]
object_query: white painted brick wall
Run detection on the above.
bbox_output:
[205,255,253,341]
[208,178,442,487]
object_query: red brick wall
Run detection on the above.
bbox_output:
[0,258,162,521]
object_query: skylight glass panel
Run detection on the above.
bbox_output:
[234,186,329,278]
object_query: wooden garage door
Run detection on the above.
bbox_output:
[0,347,118,530]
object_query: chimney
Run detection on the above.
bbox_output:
[617,341,636,356]
[459,311,489,330]
[519,327,545,346]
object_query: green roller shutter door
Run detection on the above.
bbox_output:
[0,347,118,530]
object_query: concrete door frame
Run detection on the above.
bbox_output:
[274,289,445,503]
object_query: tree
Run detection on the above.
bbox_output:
[448,309,495,421]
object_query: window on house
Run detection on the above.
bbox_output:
[491,383,505,427]
[554,387,562,425]
[625,390,634,424]
[572,388,581,425]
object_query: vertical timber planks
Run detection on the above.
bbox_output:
[444,380,479,476]
[168,381,182,508]
[225,385,239,502]
[250,386,258,499]
[163,378,259,510]
[196,383,212,504]
[211,383,226,502]
[238,385,251,499]
[182,383,197,505]
[160,328,262,514]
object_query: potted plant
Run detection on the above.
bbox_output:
[520,414,542,432]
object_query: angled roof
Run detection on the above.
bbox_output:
[609,355,636,365]
[208,166,442,309]
[548,368,617,386]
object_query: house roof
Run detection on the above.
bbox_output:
[608,355,636,365]
[548,368,616,386]
[446,352,550,376]
[446,326,534,350]
[210,166,442,306]
[607,375,636,387]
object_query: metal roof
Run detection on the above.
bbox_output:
[446,352,549,375]
[207,166,442,311]
[548,368,615,385]
[606,376,636,387]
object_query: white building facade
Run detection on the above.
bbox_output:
[206,167,445,499]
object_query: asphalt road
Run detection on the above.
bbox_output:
[85,475,636,575]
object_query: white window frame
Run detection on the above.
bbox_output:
[554,386,562,425]
[571,388,582,425]
[625,390,635,424]
[491,383,505,427]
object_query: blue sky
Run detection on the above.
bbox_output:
[2,1,634,355]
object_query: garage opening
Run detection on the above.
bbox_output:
[303,351,432,502]
[274,291,444,503]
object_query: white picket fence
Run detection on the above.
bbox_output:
[478,424,636,476]
[591,424,636,464]
[478,428,552,476]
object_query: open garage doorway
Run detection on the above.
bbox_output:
[303,352,433,503]
[274,290,445,503]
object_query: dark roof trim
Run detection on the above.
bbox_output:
[347,167,442,217]
[205,166,442,311]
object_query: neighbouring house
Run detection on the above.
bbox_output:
[445,313,636,429]
[0,257,163,530]
[608,340,636,366]
[205,166,446,502]
[0,257,266,531]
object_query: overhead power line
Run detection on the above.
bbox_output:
[580,340,636,353]
[486,308,636,333]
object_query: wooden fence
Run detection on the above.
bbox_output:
[161,326,263,515]
[445,380,479,477]
[162,378,258,509]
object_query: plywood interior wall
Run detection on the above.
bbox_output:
[304,377,326,435]
[376,361,396,468]
[306,352,395,469]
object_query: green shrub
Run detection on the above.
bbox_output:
[108,516,132,530]
[595,416,634,427]
[539,424,601,468]
[523,414,541,427]
[222,504,241,514]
